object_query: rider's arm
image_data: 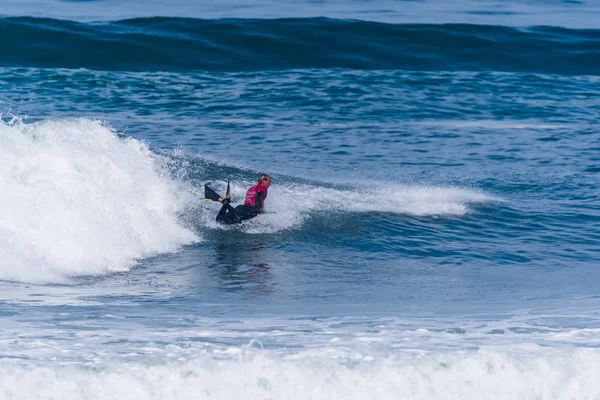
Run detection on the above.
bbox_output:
[256,192,265,211]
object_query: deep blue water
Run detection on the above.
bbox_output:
[2,17,600,74]
[1,1,600,399]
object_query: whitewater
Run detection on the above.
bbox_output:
[0,118,198,283]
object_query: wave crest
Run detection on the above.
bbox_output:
[0,118,198,283]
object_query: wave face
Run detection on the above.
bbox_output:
[1,17,600,74]
[0,118,198,283]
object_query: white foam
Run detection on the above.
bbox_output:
[0,118,199,284]
[1,312,599,399]
[202,180,498,233]
[0,348,599,400]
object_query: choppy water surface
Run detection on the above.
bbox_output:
[1,1,600,399]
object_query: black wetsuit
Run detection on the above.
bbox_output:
[215,192,264,225]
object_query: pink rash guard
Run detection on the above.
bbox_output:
[244,184,268,208]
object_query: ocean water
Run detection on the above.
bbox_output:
[1,1,600,399]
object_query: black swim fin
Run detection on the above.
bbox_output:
[226,179,231,201]
[204,185,223,202]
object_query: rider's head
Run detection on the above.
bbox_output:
[258,173,272,188]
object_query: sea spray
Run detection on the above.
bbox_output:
[0,118,198,283]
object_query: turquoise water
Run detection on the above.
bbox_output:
[1,2,600,398]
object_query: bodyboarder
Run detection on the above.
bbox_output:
[208,174,271,224]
